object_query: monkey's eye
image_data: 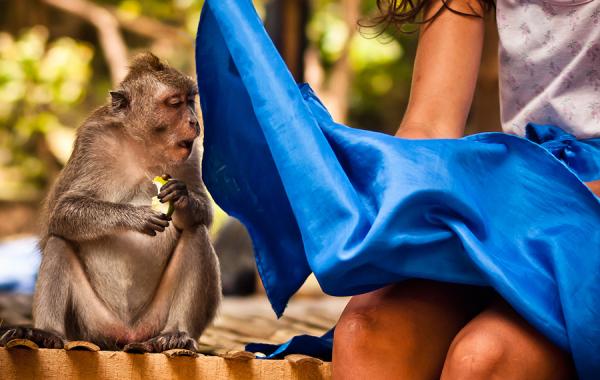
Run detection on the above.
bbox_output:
[166,97,184,107]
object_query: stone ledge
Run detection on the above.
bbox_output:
[0,346,331,380]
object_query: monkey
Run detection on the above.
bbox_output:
[0,53,221,352]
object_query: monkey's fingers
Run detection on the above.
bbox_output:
[0,327,64,349]
[159,191,183,204]
[143,219,170,235]
[0,328,22,346]
[136,332,199,353]
[160,174,172,181]
[141,227,158,236]
[150,224,166,233]
[158,179,181,192]
[153,332,197,352]
[150,214,171,225]
[158,180,187,198]
[141,223,163,235]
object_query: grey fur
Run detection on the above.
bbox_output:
[33,53,221,350]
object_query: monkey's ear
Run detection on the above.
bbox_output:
[110,90,129,111]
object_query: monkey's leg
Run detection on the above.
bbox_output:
[33,237,72,337]
[30,236,126,350]
[125,227,221,353]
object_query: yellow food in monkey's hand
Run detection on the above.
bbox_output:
[152,176,174,217]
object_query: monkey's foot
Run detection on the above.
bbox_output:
[123,331,198,353]
[0,327,65,349]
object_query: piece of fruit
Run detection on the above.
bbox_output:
[151,176,174,217]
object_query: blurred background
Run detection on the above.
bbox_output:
[0,0,501,347]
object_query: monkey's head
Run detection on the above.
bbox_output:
[109,53,200,167]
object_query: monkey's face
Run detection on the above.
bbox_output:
[147,86,201,165]
[118,83,201,167]
[109,56,202,168]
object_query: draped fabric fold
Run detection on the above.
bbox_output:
[195,1,600,377]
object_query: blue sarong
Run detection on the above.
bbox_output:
[195,1,600,377]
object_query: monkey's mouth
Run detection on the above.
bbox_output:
[177,139,194,152]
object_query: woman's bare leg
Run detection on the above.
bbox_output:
[332,279,488,380]
[441,298,575,380]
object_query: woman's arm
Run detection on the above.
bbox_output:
[396,0,486,139]
[392,4,600,198]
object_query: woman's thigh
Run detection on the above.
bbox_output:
[441,298,576,380]
[332,279,489,380]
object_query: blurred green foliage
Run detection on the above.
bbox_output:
[308,0,416,133]
[0,0,415,204]
[0,26,93,201]
[116,0,203,37]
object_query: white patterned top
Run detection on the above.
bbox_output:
[496,0,600,138]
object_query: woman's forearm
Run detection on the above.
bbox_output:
[397,0,486,139]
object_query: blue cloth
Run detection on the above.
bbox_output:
[196,1,600,377]
[0,237,40,293]
[246,329,335,362]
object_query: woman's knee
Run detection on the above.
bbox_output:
[442,329,506,379]
[334,280,480,352]
[334,305,380,350]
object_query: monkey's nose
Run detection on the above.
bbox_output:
[190,120,200,135]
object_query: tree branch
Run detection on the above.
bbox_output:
[43,0,129,85]
[111,10,192,46]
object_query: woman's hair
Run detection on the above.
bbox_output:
[370,0,495,32]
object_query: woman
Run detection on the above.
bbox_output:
[333,0,599,378]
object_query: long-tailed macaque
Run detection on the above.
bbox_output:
[0,53,221,352]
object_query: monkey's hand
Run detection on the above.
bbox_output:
[158,177,209,230]
[134,206,171,236]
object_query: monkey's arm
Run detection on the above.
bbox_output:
[49,195,171,241]
[183,186,213,227]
